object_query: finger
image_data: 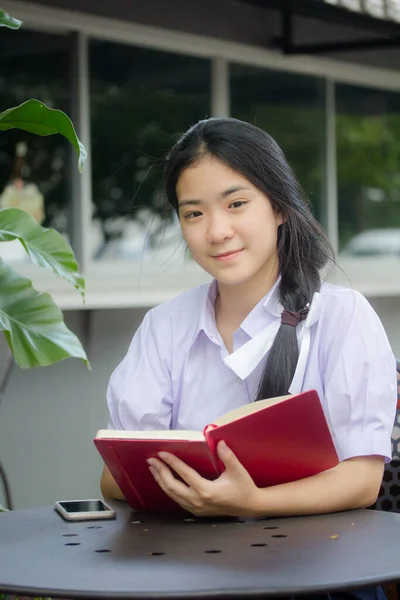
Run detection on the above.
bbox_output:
[149,464,197,514]
[217,441,250,477]
[150,468,195,513]
[149,458,213,515]
[150,466,202,515]
[148,459,193,503]
[157,452,206,489]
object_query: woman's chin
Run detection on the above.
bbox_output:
[209,269,251,287]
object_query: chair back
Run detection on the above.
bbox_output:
[374,361,400,512]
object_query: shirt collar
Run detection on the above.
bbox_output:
[193,276,322,388]
[263,275,283,316]
[224,290,322,384]
[195,276,283,346]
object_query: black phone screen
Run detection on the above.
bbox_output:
[58,500,112,513]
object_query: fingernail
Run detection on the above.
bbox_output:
[219,441,228,452]
[147,458,155,466]
[158,452,168,460]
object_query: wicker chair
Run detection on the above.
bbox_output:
[373,361,400,600]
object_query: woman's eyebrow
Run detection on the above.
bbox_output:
[220,185,251,198]
[178,185,251,207]
[178,198,203,208]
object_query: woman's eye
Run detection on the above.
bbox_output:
[184,211,202,219]
[229,200,247,209]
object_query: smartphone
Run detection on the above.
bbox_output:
[55,499,116,521]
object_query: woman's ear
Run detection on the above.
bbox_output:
[276,211,286,227]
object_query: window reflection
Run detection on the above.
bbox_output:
[89,41,210,262]
[341,0,362,11]
[230,65,326,225]
[319,0,400,21]
[336,84,400,258]
[0,29,71,262]
[387,0,400,22]
[364,0,386,18]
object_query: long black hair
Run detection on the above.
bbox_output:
[164,117,334,400]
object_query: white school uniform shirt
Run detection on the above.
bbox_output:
[107,278,398,462]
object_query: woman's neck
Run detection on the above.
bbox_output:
[215,265,279,332]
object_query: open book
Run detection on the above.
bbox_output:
[94,389,339,513]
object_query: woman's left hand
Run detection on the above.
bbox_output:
[147,441,260,517]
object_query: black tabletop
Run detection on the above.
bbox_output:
[0,505,400,599]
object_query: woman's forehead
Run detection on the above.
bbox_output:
[176,158,253,196]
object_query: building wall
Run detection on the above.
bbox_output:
[0,308,144,509]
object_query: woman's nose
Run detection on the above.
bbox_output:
[207,215,234,244]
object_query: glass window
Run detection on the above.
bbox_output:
[230,65,326,226]
[89,41,210,263]
[387,0,400,22]
[316,0,400,22]
[341,0,362,11]
[364,0,386,18]
[336,84,400,259]
[0,28,72,262]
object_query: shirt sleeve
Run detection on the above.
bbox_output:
[323,290,397,463]
[106,308,173,431]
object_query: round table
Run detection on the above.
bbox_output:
[0,505,400,598]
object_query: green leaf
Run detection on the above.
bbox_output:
[0,208,85,297]
[0,259,90,369]
[0,8,22,29]
[0,99,87,172]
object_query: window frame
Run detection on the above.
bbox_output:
[2,0,400,308]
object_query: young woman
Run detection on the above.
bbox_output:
[101,117,397,599]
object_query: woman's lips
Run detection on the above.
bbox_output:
[212,249,243,262]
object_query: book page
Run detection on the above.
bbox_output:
[96,429,204,441]
[96,395,294,440]
[212,394,292,427]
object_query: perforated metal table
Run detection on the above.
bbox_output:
[0,505,399,599]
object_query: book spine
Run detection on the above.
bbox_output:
[104,444,146,510]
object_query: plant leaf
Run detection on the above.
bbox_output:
[0,259,90,369]
[0,208,85,297]
[0,8,22,29]
[0,99,87,172]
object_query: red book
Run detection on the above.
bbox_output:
[94,389,339,513]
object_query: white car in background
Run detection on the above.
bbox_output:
[340,228,400,258]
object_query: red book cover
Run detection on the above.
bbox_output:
[205,389,338,487]
[94,437,218,512]
[94,389,339,512]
